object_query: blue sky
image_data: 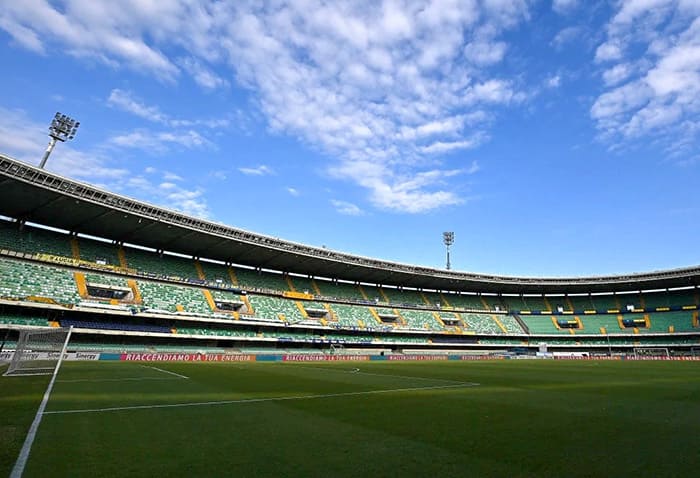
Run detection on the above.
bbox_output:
[1,0,699,278]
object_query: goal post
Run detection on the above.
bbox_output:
[633,347,670,360]
[3,327,73,377]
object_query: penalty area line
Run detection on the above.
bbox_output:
[43,382,479,416]
[141,365,189,379]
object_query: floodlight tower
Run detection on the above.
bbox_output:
[443,231,454,270]
[39,112,80,169]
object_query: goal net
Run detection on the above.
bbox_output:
[3,327,72,376]
[633,347,670,360]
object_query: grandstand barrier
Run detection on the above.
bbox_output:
[119,353,255,362]
[0,350,100,361]
[4,350,696,363]
[37,253,137,275]
[283,291,314,300]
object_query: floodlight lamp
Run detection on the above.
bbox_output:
[443,231,454,246]
[442,231,455,270]
[48,112,79,142]
[39,111,80,169]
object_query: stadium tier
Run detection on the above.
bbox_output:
[462,313,504,334]
[380,286,427,306]
[235,267,291,292]
[0,256,81,304]
[521,316,571,335]
[197,260,235,284]
[75,236,121,266]
[0,313,49,327]
[122,246,198,278]
[137,281,212,315]
[0,221,73,257]
[1,205,700,354]
[329,303,377,328]
[441,293,493,310]
[314,279,363,300]
[497,315,526,334]
[520,295,550,312]
[500,296,527,312]
[287,275,318,295]
[247,294,304,322]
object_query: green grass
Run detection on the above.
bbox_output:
[2,360,700,477]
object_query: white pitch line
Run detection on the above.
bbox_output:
[43,383,479,416]
[141,365,189,379]
[57,377,181,383]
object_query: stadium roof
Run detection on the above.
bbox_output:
[1,153,699,295]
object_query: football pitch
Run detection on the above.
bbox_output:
[2,360,700,477]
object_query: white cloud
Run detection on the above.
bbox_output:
[0,1,180,80]
[595,42,623,63]
[546,74,562,88]
[286,187,300,196]
[420,138,481,154]
[0,1,534,213]
[107,89,168,124]
[331,199,364,216]
[217,2,530,212]
[398,115,467,141]
[551,26,583,49]
[108,129,210,153]
[552,0,579,15]
[602,63,633,86]
[163,171,183,181]
[330,160,467,213]
[163,188,209,217]
[180,57,229,90]
[591,80,652,121]
[107,89,232,130]
[120,173,210,218]
[0,16,45,53]
[238,165,274,176]
[464,41,507,66]
[611,0,677,26]
[591,1,700,156]
[471,80,521,103]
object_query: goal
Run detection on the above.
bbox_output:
[329,343,345,355]
[633,347,670,360]
[3,327,72,377]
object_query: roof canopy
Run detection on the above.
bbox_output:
[1,153,698,294]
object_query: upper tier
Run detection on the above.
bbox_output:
[1,152,699,294]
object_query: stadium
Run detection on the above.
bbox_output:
[2,2,700,476]
[1,151,700,477]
